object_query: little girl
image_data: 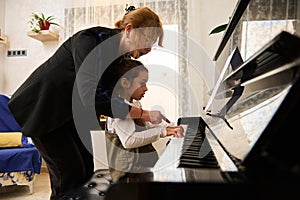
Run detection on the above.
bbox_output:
[100,58,184,182]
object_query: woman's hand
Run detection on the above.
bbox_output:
[141,110,170,124]
[166,125,184,138]
[128,106,170,124]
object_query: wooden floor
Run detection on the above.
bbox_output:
[0,171,51,200]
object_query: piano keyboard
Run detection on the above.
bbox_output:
[178,127,219,169]
[151,121,238,182]
[153,121,238,174]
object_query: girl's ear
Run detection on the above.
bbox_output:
[120,77,131,88]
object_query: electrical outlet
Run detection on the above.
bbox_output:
[7,50,27,57]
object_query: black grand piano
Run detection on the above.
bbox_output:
[105,1,300,199]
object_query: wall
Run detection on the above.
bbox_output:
[188,0,237,61]
[3,0,98,95]
[187,0,238,113]
[2,0,67,95]
[0,0,5,93]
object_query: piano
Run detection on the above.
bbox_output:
[106,1,300,199]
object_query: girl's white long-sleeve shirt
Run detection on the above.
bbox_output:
[106,100,168,149]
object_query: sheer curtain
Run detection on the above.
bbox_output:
[232,0,299,60]
[64,0,189,121]
[64,0,187,37]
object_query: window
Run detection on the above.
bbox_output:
[138,24,179,122]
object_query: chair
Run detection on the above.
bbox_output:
[58,130,112,199]
[0,94,42,194]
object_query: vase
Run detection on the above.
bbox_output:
[38,21,50,30]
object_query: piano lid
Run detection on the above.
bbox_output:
[206,31,300,118]
[221,31,300,92]
[204,31,300,167]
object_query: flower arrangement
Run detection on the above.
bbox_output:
[28,13,60,33]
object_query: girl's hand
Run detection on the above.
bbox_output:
[166,125,184,138]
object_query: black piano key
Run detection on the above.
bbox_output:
[180,154,217,162]
[180,159,219,166]
[178,161,219,169]
[181,155,218,163]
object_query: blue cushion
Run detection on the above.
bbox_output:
[0,94,21,132]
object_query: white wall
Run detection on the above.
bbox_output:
[2,0,67,95]
[0,0,6,93]
[187,0,238,113]
[188,0,237,60]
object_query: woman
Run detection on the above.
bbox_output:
[101,58,184,182]
[8,6,168,200]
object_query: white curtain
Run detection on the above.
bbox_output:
[63,0,188,37]
[64,0,189,119]
[232,0,299,60]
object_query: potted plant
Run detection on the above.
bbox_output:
[28,13,60,33]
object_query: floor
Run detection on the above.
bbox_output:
[0,171,51,200]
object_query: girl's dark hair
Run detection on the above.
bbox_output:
[99,58,148,96]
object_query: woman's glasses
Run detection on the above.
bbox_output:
[137,29,157,49]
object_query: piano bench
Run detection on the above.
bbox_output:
[61,169,113,200]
